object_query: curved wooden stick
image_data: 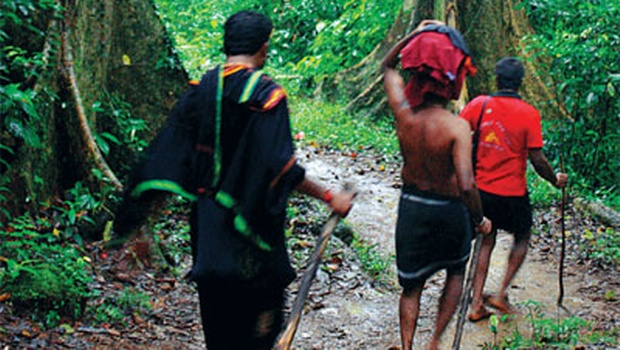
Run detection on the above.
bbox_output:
[452,233,482,350]
[274,212,341,350]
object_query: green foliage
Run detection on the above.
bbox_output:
[154,0,234,78]
[351,235,394,286]
[291,97,399,155]
[155,0,399,81]
[582,227,620,265]
[482,300,618,349]
[89,302,126,326]
[87,287,152,327]
[92,91,149,167]
[0,83,42,148]
[0,144,14,220]
[117,287,152,311]
[0,179,119,327]
[0,0,62,148]
[151,197,193,275]
[290,0,399,82]
[527,167,559,208]
[0,214,93,328]
[522,0,620,207]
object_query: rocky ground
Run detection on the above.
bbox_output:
[1,147,618,349]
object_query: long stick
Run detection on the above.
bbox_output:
[557,156,566,307]
[452,233,483,350]
[274,212,342,350]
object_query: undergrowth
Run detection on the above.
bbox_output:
[482,301,618,349]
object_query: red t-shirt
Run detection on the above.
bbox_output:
[459,94,544,196]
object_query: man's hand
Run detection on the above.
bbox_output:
[476,216,492,235]
[329,190,355,218]
[413,19,444,32]
[555,172,568,188]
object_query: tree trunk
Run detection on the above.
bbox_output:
[456,0,563,119]
[331,0,563,120]
[2,0,188,221]
[328,0,417,118]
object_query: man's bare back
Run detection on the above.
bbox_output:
[381,20,492,350]
[396,105,472,198]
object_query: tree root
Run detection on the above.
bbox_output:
[574,198,620,229]
[60,27,123,191]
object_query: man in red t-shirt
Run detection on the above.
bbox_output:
[459,57,568,322]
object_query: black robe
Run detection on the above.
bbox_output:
[115,64,304,286]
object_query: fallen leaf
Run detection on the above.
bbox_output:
[59,323,75,334]
[0,292,11,302]
[604,290,617,301]
[159,282,173,291]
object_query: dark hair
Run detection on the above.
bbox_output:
[495,57,525,90]
[224,11,273,56]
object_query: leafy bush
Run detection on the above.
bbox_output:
[155,0,399,82]
[522,0,620,208]
[0,180,114,327]
[87,287,152,327]
[582,227,620,265]
[351,235,394,286]
[1,0,62,147]
[483,301,618,349]
[0,215,93,328]
[527,166,560,208]
[92,91,150,177]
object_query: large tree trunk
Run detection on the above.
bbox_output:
[333,0,562,119]
[3,0,187,221]
[327,0,417,118]
[456,0,563,118]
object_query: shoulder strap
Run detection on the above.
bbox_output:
[238,70,263,103]
[211,66,225,188]
[472,96,492,173]
[210,68,264,189]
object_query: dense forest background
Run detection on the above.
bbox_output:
[0,0,618,347]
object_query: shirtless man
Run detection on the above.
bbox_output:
[382,20,492,350]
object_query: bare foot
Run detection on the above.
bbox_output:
[467,305,494,322]
[484,294,517,314]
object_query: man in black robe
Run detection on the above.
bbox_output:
[112,10,353,349]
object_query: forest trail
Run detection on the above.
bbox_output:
[293,146,616,349]
[2,147,617,349]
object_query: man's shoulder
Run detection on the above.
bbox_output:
[251,74,288,111]
[502,98,540,118]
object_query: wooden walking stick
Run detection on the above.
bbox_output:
[451,233,483,350]
[275,184,354,350]
[557,156,567,309]
[452,95,490,350]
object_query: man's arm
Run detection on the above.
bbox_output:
[452,121,492,234]
[381,19,443,71]
[528,148,568,188]
[382,20,444,119]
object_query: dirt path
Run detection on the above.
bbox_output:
[2,148,617,349]
[294,147,619,349]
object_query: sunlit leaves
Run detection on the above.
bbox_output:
[522,0,619,205]
[155,0,399,81]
